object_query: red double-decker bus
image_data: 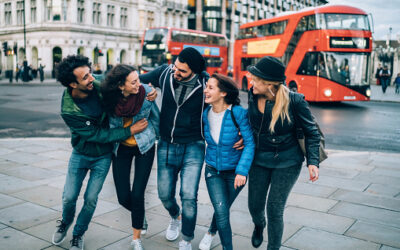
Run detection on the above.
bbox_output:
[234,5,373,102]
[141,27,228,75]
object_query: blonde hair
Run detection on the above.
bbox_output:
[269,84,291,133]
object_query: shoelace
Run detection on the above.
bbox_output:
[56,220,67,233]
[170,219,180,230]
[70,236,81,247]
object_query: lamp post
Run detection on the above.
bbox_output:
[22,0,29,82]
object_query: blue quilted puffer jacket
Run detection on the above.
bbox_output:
[203,105,255,176]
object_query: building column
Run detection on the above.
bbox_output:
[221,0,227,35]
[196,0,202,30]
[69,0,78,24]
[25,0,31,25]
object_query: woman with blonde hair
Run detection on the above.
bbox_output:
[246,56,320,250]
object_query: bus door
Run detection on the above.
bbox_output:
[296,52,320,100]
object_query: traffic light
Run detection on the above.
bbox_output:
[98,49,104,56]
[2,42,7,54]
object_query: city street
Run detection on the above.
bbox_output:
[0,82,399,153]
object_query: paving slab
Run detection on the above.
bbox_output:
[11,185,63,208]
[329,201,400,228]
[318,166,361,179]
[371,168,400,178]
[0,165,63,181]
[38,150,72,162]
[0,202,60,230]
[284,206,354,234]
[316,175,371,191]
[284,227,380,250]
[100,235,177,250]
[287,193,338,212]
[365,183,400,197]
[345,221,400,248]
[0,151,51,165]
[0,227,52,250]
[0,192,24,209]
[292,181,337,198]
[380,246,400,250]
[0,175,41,194]
[355,173,400,188]
[330,189,400,211]
[0,223,8,230]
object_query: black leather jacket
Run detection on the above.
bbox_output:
[248,89,320,168]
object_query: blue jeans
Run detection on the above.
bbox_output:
[205,165,244,250]
[62,149,112,236]
[157,139,205,242]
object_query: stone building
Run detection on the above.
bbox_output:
[0,0,189,78]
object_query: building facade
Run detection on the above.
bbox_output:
[0,0,189,78]
[188,0,327,65]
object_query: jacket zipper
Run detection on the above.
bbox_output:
[257,103,266,148]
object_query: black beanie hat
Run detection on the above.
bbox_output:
[178,47,206,74]
[247,56,286,82]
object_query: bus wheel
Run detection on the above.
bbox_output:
[242,77,248,92]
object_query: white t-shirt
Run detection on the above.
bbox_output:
[208,105,231,144]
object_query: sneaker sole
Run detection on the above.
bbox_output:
[51,234,66,245]
[166,232,179,241]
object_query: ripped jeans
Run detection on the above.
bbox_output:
[205,165,244,250]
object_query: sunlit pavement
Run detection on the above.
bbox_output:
[0,138,399,250]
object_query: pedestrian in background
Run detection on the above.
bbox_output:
[101,64,159,250]
[198,74,255,250]
[53,55,140,250]
[375,63,382,85]
[39,64,45,82]
[379,65,391,94]
[394,73,400,94]
[246,56,320,250]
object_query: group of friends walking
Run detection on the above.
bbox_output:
[52,48,321,250]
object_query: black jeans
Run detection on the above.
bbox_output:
[248,164,301,250]
[112,144,155,229]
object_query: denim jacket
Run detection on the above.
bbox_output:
[109,84,160,155]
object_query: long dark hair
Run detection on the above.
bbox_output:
[101,64,137,114]
[211,73,240,106]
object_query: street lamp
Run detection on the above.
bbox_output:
[22,0,29,82]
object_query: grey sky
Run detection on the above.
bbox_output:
[326,0,400,41]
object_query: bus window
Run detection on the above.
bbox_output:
[297,52,318,76]
[323,14,370,30]
[144,28,168,43]
[206,57,223,67]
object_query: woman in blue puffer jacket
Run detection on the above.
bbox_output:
[199,74,255,250]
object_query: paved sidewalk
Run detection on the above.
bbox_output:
[0,138,399,250]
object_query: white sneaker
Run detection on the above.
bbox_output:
[199,233,215,250]
[165,217,181,241]
[131,239,144,250]
[179,240,192,250]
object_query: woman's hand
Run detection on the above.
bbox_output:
[232,133,244,150]
[146,83,157,101]
[234,174,247,189]
[130,118,148,135]
[308,165,319,182]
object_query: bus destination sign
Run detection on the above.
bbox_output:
[330,37,369,49]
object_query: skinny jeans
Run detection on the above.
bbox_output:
[248,164,301,250]
[112,144,155,229]
[205,165,243,250]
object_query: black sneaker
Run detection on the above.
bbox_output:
[251,225,264,248]
[70,235,84,250]
[52,220,70,245]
